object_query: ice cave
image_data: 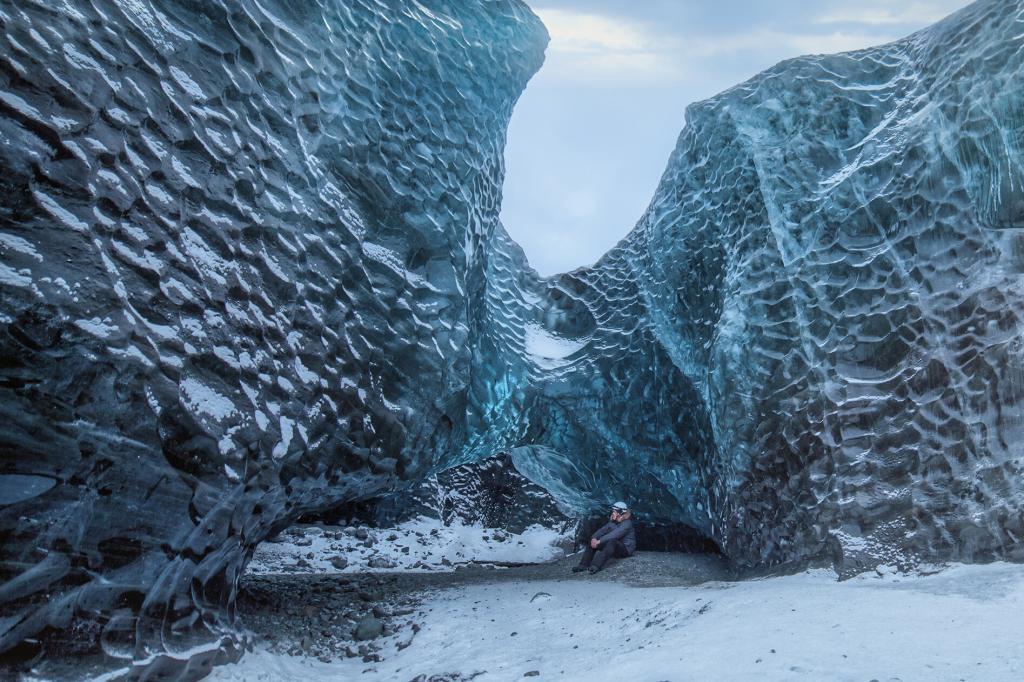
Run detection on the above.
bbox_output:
[1,0,1023,679]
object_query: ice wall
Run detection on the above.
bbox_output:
[0,0,545,674]
[469,0,1024,573]
[2,0,1024,676]
[629,0,1024,569]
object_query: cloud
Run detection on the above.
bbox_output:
[676,28,899,59]
[766,29,902,55]
[532,7,685,81]
[814,2,962,26]
[534,8,666,52]
[529,6,912,85]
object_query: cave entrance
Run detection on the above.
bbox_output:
[241,452,721,583]
[232,453,727,661]
[574,515,722,556]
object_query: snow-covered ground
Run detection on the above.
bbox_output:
[213,561,1024,681]
[248,516,571,574]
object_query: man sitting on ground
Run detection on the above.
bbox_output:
[572,501,636,574]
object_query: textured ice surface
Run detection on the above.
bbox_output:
[2,0,1024,676]
[0,0,546,674]
[628,0,1024,570]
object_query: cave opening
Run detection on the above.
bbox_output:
[240,451,722,587]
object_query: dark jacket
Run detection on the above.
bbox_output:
[592,518,636,554]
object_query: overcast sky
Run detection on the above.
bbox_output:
[499,0,972,275]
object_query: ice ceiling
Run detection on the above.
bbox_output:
[1,0,1022,674]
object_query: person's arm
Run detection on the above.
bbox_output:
[591,522,614,542]
[598,520,632,544]
[589,522,610,540]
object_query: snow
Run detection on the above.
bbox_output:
[361,242,403,272]
[31,188,89,232]
[180,227,231,285]
[271,416,293,458]
[169,65,206,100]
[246,517,570,574]
[213,561,1024,681]
[0,232,42,261]
[0,263,34,288]
[179,377,237,421]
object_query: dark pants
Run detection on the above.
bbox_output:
[578,539,631,570]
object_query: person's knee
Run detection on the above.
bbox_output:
[599,540,624,556]
[611,541,632,558]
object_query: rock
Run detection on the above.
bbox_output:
[354,616,384,641]
[493,530,508,542]
[355,528,370,540]
[329,556,349,570]
[556,536,576,554]
[367,556,396,569]
[524,672,540,678]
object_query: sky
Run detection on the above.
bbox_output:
[499,0,972,276]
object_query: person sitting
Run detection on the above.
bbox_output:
[572,501,636,574]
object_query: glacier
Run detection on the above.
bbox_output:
[1,0,1023,676]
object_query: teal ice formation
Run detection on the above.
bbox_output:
[1,0,1022,674]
